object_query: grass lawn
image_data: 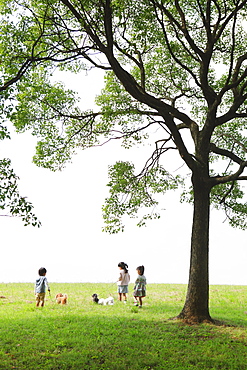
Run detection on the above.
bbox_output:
[0,283,246,369]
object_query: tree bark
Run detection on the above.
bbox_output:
[177,172,213,323]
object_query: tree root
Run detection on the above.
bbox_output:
[169,315,233,326]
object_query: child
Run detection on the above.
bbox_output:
[133,265,146,308]
[117,262,130,303]
[35,267,50,307]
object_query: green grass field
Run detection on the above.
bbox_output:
[0,283,246,369]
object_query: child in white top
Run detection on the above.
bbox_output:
[117,262,130,303]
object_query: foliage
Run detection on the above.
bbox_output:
[103,161,182,232]
[0,158,41,226]
[0,0,246,232]
[0,119,40,225]
[0,0,42,225]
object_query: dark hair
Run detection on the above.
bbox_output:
[137,265,144,275]
[38,267,47,276]
[118,262,128,273]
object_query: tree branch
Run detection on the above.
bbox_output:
[219,181,235,204]
[210,142,243,164]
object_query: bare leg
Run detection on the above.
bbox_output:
[133,296,138,305]
[118,293,122,301]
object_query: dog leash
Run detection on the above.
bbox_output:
[48,290,55,304]
[106,282,119,298]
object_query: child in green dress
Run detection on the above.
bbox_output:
[133,265,146,308]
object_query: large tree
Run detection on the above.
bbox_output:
[2,0,247,322]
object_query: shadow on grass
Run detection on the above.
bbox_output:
[0,303,247,370]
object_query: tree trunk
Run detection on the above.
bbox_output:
[177,173,213,323]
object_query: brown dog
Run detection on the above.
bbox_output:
[55,293,68,304]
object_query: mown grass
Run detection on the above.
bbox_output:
[0,283,246,369]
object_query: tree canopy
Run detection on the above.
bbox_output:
[0,3,42,226]
[1,0,247,322]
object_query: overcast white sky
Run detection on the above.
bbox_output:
[0,69,246,286]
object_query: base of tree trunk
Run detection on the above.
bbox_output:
[170,312,215,325]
